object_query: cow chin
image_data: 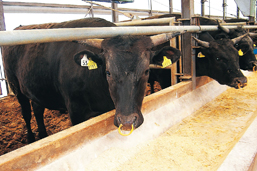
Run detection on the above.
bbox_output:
[114,112,144,130]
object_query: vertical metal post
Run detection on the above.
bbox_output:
[169,0,173,14]
[148,0,152,16]
[111,2,118,23]
[209,0,211,18]
[0,0,6,96]
[237,6,240,19]
[201,0,205,16]
[181,0,195,89]
[90,3,94,18]
[169,18,177,85]
[0,0,5,31]
[223,0,227,20]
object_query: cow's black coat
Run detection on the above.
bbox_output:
[2,18,181,142]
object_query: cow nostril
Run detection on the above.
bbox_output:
[117,116,121,124]
[133,116,137,124]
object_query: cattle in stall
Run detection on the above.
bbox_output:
[199,17,257,71]
[146,16,248,93]
[2,18,181,143]
[148,32,248,93]
[140,15,257,71]
[194,32,247,88]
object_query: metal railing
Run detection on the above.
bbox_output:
[1,25,257,46]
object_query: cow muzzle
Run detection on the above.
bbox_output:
[114,112,144,135]
[233,77,247,89]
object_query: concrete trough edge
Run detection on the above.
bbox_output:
[0,76,226,171]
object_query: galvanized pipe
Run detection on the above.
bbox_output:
[115,17,176,26]
[0,25,257,46]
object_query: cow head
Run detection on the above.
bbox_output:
[194,32,247,89]
[73,33,181,131]
[218,24,257,71]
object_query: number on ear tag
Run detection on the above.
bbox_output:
[81,55,89,67]
[162,56,172,68]
[238,49,243,56]
[197,52,205,58]
[87,58,98,70]
[81,54,98,70]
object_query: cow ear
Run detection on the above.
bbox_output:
[73,50,103,69]
[151,46,181,66]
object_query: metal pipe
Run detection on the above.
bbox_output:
[0,25,257,46]
[201,0,205,16]
[150,64,172,69]
[223,0,227,20]
[116,17,176,26]
[3,2,170,16]
[169,0,173,14]
[111,2,118,22]
[148,0,152,16]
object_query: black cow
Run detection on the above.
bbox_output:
[199,17,257,71]
[194,32,247,88]
[2,18,181,142]
[148,33,247,93]
[148,17,248,93]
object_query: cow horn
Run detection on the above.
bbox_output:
[75,39,104,49]
[150,31,184,47]
[231,33,249,45]
[192,36,210,48]
[217,21,230,34]
[249,32,257,37]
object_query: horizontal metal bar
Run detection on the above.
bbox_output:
[116,17,176,26]
[0,25,257,46]
[149,64,172,69]
[3,1,169,16]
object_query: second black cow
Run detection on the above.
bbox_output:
[2,18,181,142]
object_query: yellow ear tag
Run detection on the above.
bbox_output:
[162,56,172,68]
[197,52,205,58]
[87,58,98,70]
[254,44,256,47]
[238,49,243,56]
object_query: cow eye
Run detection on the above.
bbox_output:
[216,57,221,61]
[145,69,150,75]
[106,71,111,77]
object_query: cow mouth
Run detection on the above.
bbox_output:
[235,80,247,89]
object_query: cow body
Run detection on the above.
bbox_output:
[3,18,181,142]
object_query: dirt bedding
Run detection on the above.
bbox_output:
[0,82,159,156]
[0,95,71,156]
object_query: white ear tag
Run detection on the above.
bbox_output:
[81,54,89,67]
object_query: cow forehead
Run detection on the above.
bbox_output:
[106,51,149,73]
[102,35,152,52]
[209,40,238,59]
[103,36,151,71]
[242,36,253,45]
